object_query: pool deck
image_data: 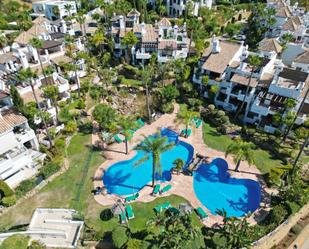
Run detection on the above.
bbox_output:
[93,104,272,227]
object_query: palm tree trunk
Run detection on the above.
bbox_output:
[235,70,254,120]
[292,133,309,175]
[37,50,49,84]
[235,160,241,172]
[74,67,81,98]
[30,81,53,148]
[185,123,189,138]
[145,80,151,123]
[152,160,155,187]
[125,139,128,155]
[188,29,193,59]
[282,87,309,142]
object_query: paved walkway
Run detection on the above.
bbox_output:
[288,223,309,249]
[92,104,271,226]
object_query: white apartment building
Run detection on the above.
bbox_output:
[166,0,212,17]
[32,0,77,21]
[0,93,45,188]
[111,9,190,63]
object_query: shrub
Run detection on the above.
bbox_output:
[126,239,142,249]
[1,195,16,207]
[268,205,288,225]
[0,235,30,249]
[54,138,66,153]
[64,121,78,134]
[208,104,216,112]
[221,115,229,124]
[216,110,225,118]
[290,224,302,235]
[39,162,61,179]
[0,180,14,198]
[161,102,174,113]
[28,240,47,249]
[112,226,128,249]
[15,179,37,198]
[76,99,86,109]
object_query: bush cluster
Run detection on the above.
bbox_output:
[0,180,15,207]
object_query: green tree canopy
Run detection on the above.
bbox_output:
[92,103,117,131]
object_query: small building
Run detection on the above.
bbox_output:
[0,208,84,248]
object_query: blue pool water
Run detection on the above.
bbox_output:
[193,158,261,217]
[103,128,194,195]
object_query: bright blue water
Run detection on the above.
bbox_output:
[103,128,194,195]
[193,158,261,217]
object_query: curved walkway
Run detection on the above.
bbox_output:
[92,104,271,227]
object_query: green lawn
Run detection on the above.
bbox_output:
[202,122,283,174]
[0,133,200,236]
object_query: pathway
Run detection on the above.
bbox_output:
[92,104,270,227]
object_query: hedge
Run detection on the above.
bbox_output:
[112,226,128,249]
[1,195,16,207]
[39,162,61,179]
[15,178,37,198]
[0,180,14,197]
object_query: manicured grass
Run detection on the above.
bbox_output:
[202,122,283,174]
[0,133,201,237]
[120,78,143,87]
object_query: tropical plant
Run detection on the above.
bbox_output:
[10,84,24,113]
[173,158,185,174]
[225,139,255,171]
[235,55,262,120]
[176,104,200,138]
[135,133,175,187]
[160,85,179,104]
[122,31,138,63]
[141,64,154,122]
[43,85,59,121]
[92,103,117,131]
[29,37,48,83]
[117,115,138,154]
[17,68,53,147]
[0,32,8,53]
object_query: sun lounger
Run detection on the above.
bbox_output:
[196,207,208,221]
[152,184,160,196]
[125,205,135,219]
[160,184,172,194]
[180,128,192,137]
[124,193,139,203]
[114,134,123,143]
[137,118,145,127]
[119,212,127,224]
[186,128,192,137]
[196,119,202,128]
[153,201,171,213]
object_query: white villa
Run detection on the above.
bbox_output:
[110,9,190,63]
[165,0,212,17]
[32,0,77,21]
[0,92,45,189]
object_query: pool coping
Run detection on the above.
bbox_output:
[92,104,274,227]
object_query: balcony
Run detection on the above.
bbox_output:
[136,50,151,60]
[15,129,36,145]
[295,114,307,125]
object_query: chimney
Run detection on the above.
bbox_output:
[212,35,220,53]
[119,16,125,29]
[141,22,146,35]
[60,20,67,33]
[18,51,29,69]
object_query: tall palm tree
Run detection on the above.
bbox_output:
[64,3,73,17]
[117,115,138,154]
[76,12,86,38]
[293,132,309,175]
[17,68,53,147]
[29,37,48,83]
[225,139,255,172]
[176,104,199,138]
[43,85,59,122]
[235,55,262,120]
[141,64,153,123]
[135,133,175,187]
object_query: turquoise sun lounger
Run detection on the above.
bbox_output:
[124,193,139,203]
[160,184,172,194]
[120,212,127,224]
[153,201,171,213]
[152,184,160,196]
[196,119,202,128]
[137,118,145,127]
[196,207,208,220]
[125,205,135,219]
[114,134,123,143]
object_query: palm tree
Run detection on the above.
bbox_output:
[90,31,105,53]
[135,133,175,187]
[117,115,138,154]
[201,75,209,95]
[235,55,262,120]
[76,12,86,37]
[225,139,255,172]
[29,37,48,84]
[176,104,199,138]
[43,85,59,122]
[173,158,185,174]
[17,68,53,147]
[293,132,309,175]
[141,64,153,123]
[64,3,73,17]
[122,31,138,63]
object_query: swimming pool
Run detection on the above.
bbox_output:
[193,158,261,217]
[103,128,194,195]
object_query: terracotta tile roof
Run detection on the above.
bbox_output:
[0,109,27,134]
[158,18,171,27]
[0,90,9,99]
[293,50,309,64]
[201,41,242,74]
[258,73,274,88]
[14,22,48,45]
[231,74,259,87]
[133,24,158,43]
[50,55,73,65]
[276,6,291,18]
[158,40,177,50]
[32,16,50,25]
[20,87,44,104]
[127,8,140,17]
[259,38,282,53]
[41,40,62,50]
[282,18,298,31]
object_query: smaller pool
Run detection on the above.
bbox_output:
[193,158,261,217]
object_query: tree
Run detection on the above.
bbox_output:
[160,85,179,103]
[90,31,105,52]
[10,84,24,113]
[92,103,117,131]
[176,104,199,138]
[173,158,184,174]
[225,139,255,172]
[135,133,175,187]
[122,31,138,63]
[117,115,138,154]
[235,55,262,120]
[43,84,59,120]
[141,64,153,122]
[28,240,47,249]
[64,3,73,17]
[0,235,30,249]
[0,32,8,53]
[17,68,53,147]
[76,12,86,37]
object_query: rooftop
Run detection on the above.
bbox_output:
[293,50,309,64]
[258,38,282,54]
[0,109,27,134]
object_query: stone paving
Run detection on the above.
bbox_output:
[92,104,272,227]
